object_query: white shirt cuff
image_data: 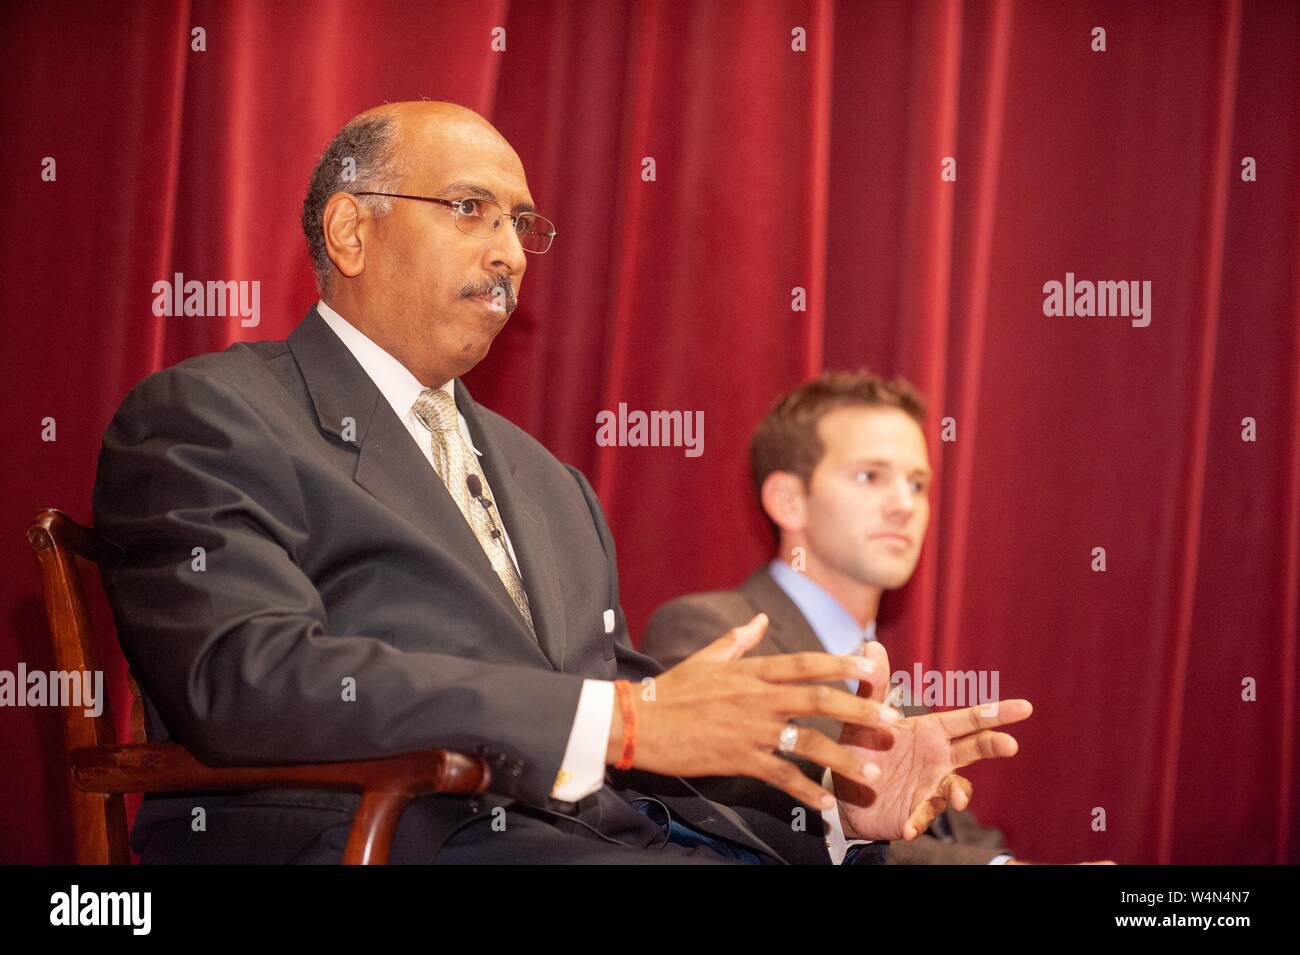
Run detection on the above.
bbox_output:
[550,679,614,802]
[820,766,873,864]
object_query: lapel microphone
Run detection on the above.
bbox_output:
[465,474,504,543]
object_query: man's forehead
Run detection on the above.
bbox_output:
[818,406,929,461]
[403,119,530,197]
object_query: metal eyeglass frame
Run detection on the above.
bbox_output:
[353,191,557,253]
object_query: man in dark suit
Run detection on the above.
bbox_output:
[643,371,1105,864]
[92,102,1030,864]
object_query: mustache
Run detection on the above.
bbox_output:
[461,279,517,312]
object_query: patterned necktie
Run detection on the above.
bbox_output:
[411,387,536,637]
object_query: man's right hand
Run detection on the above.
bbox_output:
[605,613,900,809]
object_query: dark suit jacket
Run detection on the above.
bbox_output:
[91,306,867,864]
[640,566,1010,864]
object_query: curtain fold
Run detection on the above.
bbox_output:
[1156,0,1241,865]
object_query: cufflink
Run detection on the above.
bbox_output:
[603,609,615,634]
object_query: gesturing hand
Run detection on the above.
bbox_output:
[832,640,1033,842]
[615,613,903,809]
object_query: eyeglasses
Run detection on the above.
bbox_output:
[353,191,557,254]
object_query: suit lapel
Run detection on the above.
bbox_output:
[739,568,853,694]
[453,378,569,671]
[287,307,553,667]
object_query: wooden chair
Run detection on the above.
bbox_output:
[26,507,491,864]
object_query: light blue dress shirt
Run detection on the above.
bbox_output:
[768,558,874,693]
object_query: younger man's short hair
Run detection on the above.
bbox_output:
[748,369,926,544]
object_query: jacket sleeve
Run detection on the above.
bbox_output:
[640,596,754,668]
[92,365,587,806]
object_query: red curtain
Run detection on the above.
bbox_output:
[2,0,1295,865]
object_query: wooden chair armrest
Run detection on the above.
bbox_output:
[70,743,492,864]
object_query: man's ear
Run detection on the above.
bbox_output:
[322,192,368,281]
[760,471,807,535]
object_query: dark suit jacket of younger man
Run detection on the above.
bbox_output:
[640,567,1011,864]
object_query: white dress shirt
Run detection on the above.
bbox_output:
[316,300,611,803]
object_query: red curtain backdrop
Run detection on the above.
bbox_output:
[2,0,1296,864]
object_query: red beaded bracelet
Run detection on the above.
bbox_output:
[613,679,637,770]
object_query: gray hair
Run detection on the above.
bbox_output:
[301,114,402,293]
